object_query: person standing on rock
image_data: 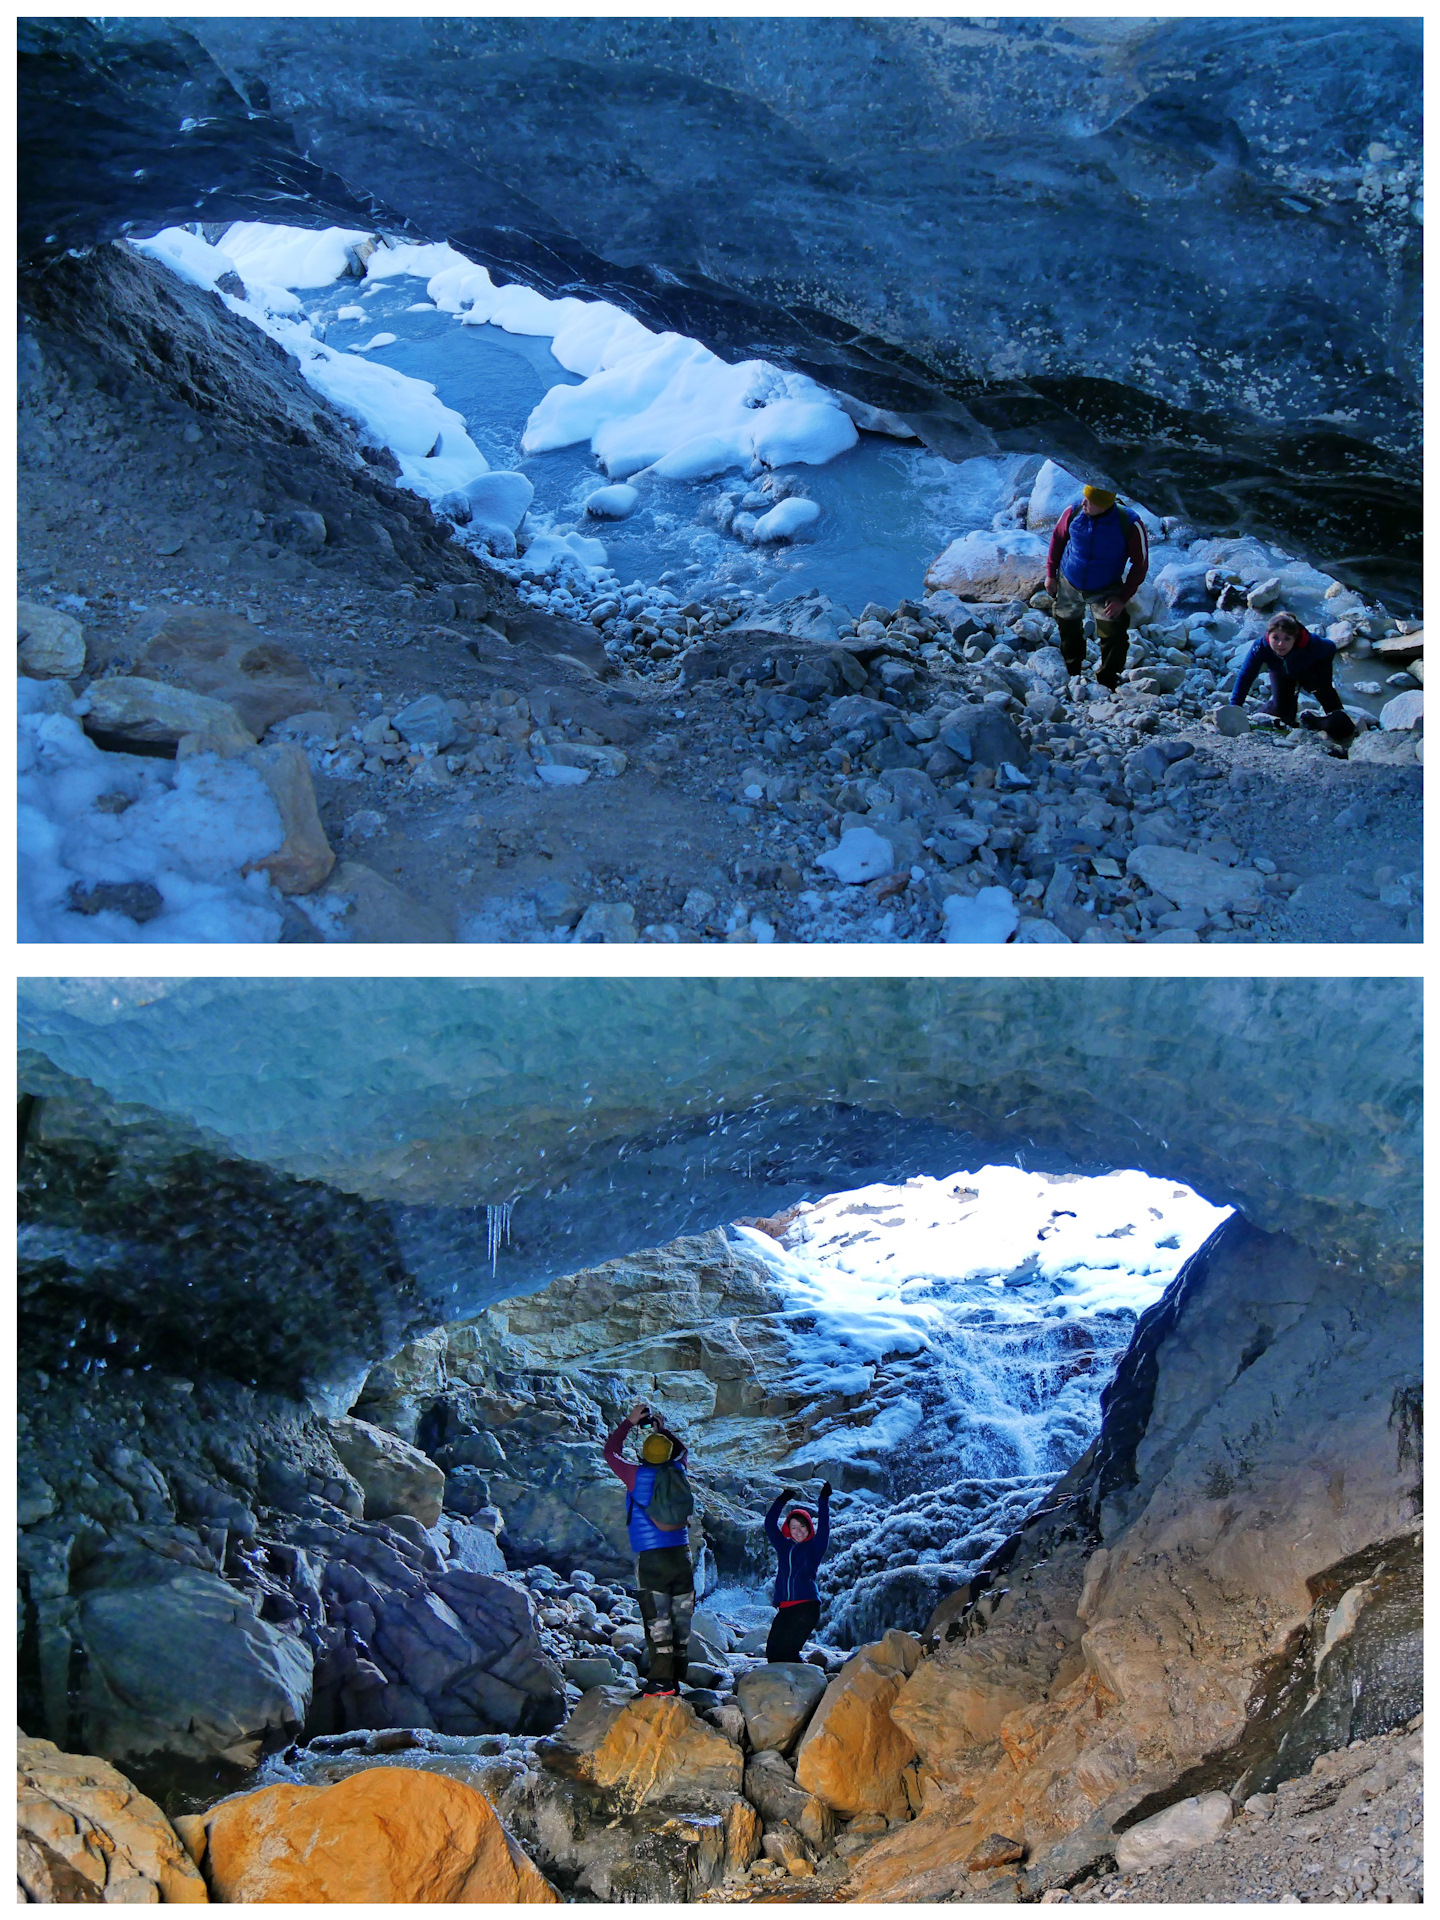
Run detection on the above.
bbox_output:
[1228,610,1356,740]
[603,1400,696,1696]
[1045,484,1149,690]
[763,1482,832,1662]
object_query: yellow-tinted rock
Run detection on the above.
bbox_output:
[793,1640,920,1820]
[82,676,256,756]
[239,739,335,894]
[18,601,85,679]
[16,1734,208,1903]
[137,609,328,737]
[542,1688,743,1805]
[326,1413,445,1525]
[199,1766,557,1902]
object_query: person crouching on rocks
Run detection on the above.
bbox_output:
[764,1482,832,1662]
[603,1399,696,1696]
[1045,484,1150,690]
[1229,610,1356,740]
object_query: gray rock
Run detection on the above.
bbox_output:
[65,880,165,924]
[392,694,458,751]
[937,702,1029,769]
[735,1661,828,1753]
[744,1749,837,1847]
[271,509,327,555]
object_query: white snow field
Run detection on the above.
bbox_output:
[731,1165,1230,1641]
[129,222,1039,612]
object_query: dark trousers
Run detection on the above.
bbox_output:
[1261,658,1347,727]
[1053,575,1129,688]
[766,1599,820,1663]
[636,1545,694,1684]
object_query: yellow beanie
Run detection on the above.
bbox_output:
[641,1431,675,1464]
[1082,485,1117,510]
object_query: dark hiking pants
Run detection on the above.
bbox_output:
[1261,658,1351,734]
[1053,574,1130,688]
[766,1599,820,1663]
[636,1545,694,1684]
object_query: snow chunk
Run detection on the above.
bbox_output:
[750,497,821,543]
[218,221,373,289]
[943,886,1020,943]
[817,827,894,884]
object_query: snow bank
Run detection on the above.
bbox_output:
[18,682,287,943]
[215,220,374,290]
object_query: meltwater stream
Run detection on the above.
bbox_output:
[726,1166,1230,1643]
[293,267,1022,610]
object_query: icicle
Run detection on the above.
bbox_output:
[486,1201,513,1276]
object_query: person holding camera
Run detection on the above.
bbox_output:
[602,1399,696,1695]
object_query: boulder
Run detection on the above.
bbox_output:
[924,530,1049,602]
[136,608,329,736]
[1152,563,1215,614]
[742,1749,836,1848]
[539,1688,743,1806]
[327,1414,446,1525]
[394,693,459,750]
[1025,460,1083,530]
[889,1650,1041,1780]
[1380,689,1423,731]
[81,676,257,757]
[1125,846,1265,916]
[239,739,336,894]
[735,1661,828,1754]
[937,702,1029,769]
[75,1571,313,1767]
[17,1734,208,1903]
[18,600,85,678]
[1349,730,1420,765]
[191,1766,557,1902]
[793,1634,921,1820]
[316,859,455,942]
[1113,1792,1233,1874]
[1214,705,1249,736]
[967,1832,1026,1871]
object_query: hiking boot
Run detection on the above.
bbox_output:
[641,1678,678,1696]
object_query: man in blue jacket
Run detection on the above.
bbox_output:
[604,1399,694,1695]
[1230,611,1356,740]
[1045,484,1150,689]
[764,1482,832,1662]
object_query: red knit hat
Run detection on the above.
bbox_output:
[785,1506,814,1535]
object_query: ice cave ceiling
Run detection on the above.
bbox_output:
[17,16,1422,592]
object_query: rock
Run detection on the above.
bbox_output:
[540,1689,744,1806]
[743,1750,836,1848]
[793,1636,921,1820]
[563,1656,632,1690]
[532,878,586,930]
[272,707,340,747]
[536,762,589,786]
[81,676,256,756]
[967,1833,1027,1871]
[327,1415,446,1525]
[762,1825,815,1873]
[943,887,1019,943]
[270,509,327,554]
[1214,705,1250,736]
[17,1733,209,1903]
[1246,577,1282,610]
[193,1767,557,1902]
[1125,845,1265,915]
[18,599,85,678]
[66,879,165,924]
[1153,563,1215,614]
[937,702,1029,769]
[1348,730,1420,765]
[394,694,459,751]
[817,827,893,884]
[573,902,638,942]
[436,1518,508,1576]
[1372,627,1424,665]
[584,485,640,520]
[316,860,455,941]
[136,608,329,736]
[1025,460,1083,530]
[1380,689,1423,730]
[924,530,1049,603]
[1113,1792,1233,1874]
[735,1662,829,1754]
[1014,917,1072,943]
[75,1570,313,1767]
[240,740,336,894]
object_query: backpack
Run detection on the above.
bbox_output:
[629,1462,694,1532]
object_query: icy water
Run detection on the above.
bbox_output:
[309,275,1015,610]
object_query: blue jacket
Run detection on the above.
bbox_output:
[1231,627,1337,705]
[1059,504,1135,594]
[604,1418,691,1553]
[765,1491,831,1605]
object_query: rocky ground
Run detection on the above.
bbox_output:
[1066,1719,1424,1905]
[18,268,1422,943]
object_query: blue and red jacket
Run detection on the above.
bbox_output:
[1231,626,1337,704]
[765,1490,831,1605]
[1048,503,1148,600]
[604,1419,690,1552]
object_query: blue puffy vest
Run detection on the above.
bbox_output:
[1060,505,1132,593]
[626,1463,690,1553]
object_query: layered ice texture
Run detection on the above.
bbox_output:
[734,1166,1230,1641]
